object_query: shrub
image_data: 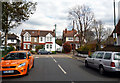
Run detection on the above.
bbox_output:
[8,45,15,52]
[52,51,56,54]
[76,44,96,52]
[30,50,36,54]
[63,42,72,53]
[35,45,44,52]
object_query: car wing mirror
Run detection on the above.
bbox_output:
[88,56,91,58]
[1,57,4,60]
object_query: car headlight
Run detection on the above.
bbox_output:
[18,62,26,68]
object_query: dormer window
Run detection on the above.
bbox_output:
[32,31,34,33]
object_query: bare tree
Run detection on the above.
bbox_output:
[92,20,106,50]
[68,5,94,46]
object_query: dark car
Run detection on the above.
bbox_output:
[37,49,52,55]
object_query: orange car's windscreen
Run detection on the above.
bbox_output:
[3,52,27,60]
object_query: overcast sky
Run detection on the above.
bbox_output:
[11,0,120,36]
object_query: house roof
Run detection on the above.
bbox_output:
[63,29,77,37]
[111,20,120,36]
[21,30,55,37]
[8,33,19,39]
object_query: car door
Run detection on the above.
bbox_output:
[88,52,97,67]
[102,52,112,71]
[94,52,104,69]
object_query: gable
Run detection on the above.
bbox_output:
[46,33,53,37]
[23,32,31,37]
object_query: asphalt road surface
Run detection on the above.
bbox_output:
[2,54,120,82]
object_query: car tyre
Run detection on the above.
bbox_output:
[25,65,29,75]
[85,61,89,67]
[99,66,105,75]
[32,60,34,68]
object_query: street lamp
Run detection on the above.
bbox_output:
[54,24,56,54]
[113,0,117,45]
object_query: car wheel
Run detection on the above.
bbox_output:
[48,53,50,55]
[85,61,89,67]
[99,66,105,75]
[32,60,34,68]
[25,65,29,75]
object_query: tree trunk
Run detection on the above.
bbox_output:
[5,30,8,52]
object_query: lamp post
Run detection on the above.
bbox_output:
[73,20,75,56]
[54,24,56,54]
[113,0,117,45]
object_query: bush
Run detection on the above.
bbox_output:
[63,42,72,53]
[52,51,56,54]
[76,44,96,52]
[35,45,44,52]
[2,45,15,57]
[30,50,36,54]
[8,45,15,52]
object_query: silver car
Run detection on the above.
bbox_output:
[85,51,120,75]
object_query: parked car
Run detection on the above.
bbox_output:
[37,49,52,55]
[0,50,34,77]
[85,51,120,75]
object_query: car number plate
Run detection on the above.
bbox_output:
[3,70,14,73]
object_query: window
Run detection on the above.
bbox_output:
[27,52,31,56]
[24,44,26,49]
[96,53,104,59]
[114,53,120,60]
[11,39,14,42]
[68,37,73,40]
[25,37,27,41]
[34,37,37,42]
[91,52,97,58]
[76,37,79,41]
[33,45,36,49]
[50,37,52,42]
[104,53,112,60]
[47,45,49,49]
[28,44,30,49]
[47,37,49,41]
[28,37,30,41]
[50,45,52,49]
[41,37,43,41]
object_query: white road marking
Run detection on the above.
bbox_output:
[35,57,39,58]
[50,55,54,59]
[58,64,67,74]
[53,59,57,63]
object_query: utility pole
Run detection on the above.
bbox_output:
[73,20,75,56]
[55,24,56,54]
[113,0,117,45]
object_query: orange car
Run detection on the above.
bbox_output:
[0,50,34,77]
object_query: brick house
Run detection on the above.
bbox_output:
[111,20,120,46]
[2,33,20,49]
[21,29,56,51]
[62,28,80,49]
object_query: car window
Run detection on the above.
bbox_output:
[91,52,97,58]
[96,53,104,59]
[28,52,31,56]
[104,53,112,60]
[4,52,26,60]
[114,53,120,60]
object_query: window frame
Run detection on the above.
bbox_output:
[103,53,112,60]
[96,52,104,59]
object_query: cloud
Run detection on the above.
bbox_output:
[10,0,120,36]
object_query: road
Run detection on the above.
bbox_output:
[2,54,120,82]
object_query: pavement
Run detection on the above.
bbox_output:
[2,54,120,82]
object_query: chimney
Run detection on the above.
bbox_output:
[118,1,120,21]
[65,28,67,33]
[53,29,55,33]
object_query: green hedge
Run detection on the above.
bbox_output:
[30,50,36,54]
